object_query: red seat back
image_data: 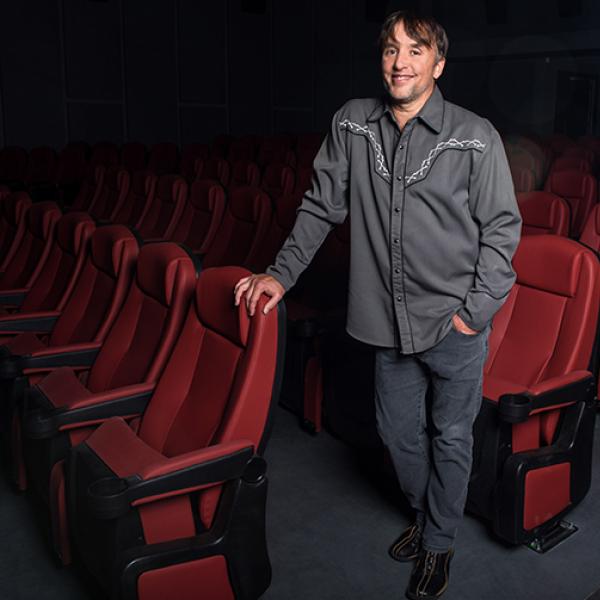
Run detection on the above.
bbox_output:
[90,166,130,222]
[120,142,146,172]
[87,243,196,393]
[70,165,105,212]
[228,160,260,191]
[202,186,271,269]
[148,143,179,175]
[195,157,230,187]
[261,163,295,201]
[171,180,226,254]
[0,192,31,271]
[0,147,28,182]
[19,212,95,313]
[111,170,157,228]
[516,191,569,237]
[136,175,187,240]
[544,170,598,237]
[0,201,61,290]
[25,146,57,187]
[180,144,209,181]
[580,203,600,253]
[90,142,119,168]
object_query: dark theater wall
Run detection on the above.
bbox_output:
[0,0,599,149]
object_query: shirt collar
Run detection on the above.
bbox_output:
[367,85,444,134]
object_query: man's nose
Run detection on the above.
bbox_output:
[392,50,409,70]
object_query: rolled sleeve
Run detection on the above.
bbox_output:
[457,127,522,331]
[266,107,350,291]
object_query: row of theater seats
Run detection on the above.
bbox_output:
[0,133,323,205]
[505,135,600,238]
[0,216,284,598]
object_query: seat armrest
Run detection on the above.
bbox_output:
[21,341,102,371]
[497,371,594,423]
[87,441,257,519]
[23,382,155,439]
[0,310,60,333]
[0,288,28,307]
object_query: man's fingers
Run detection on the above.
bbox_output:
[234,277,252,306]
[263,294,281,315]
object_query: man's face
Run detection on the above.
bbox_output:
[381,21,445,106]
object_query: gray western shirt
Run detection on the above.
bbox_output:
[266,86,522,353]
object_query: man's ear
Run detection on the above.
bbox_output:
[433,57,446,80]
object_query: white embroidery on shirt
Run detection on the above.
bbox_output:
[405,139,486,185]
[338,119,391,182]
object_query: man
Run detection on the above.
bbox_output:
[234,10,521,600]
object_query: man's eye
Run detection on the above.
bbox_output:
[385,48,397,56]
[410,49,422,56]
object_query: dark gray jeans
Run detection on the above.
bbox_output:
[374,325,489,553]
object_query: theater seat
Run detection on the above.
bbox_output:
[171,180,226,254]
[201,186,271,269]
[53,143,88,205]
[67,266,284,600]
[467,235,600,546]
[90,142,119,167]
[112,171,158,229]
[195,157,230,187]
[19,243,196,562]
[510,163,535,193]
[0,212,94,317]
[0,146,28,189]
[148,143,179,176]
[69,165,105,212]
[0,226,138,490]
[180,144,209,182]
[544,170,598,237]
[25,146,57,190]
[549,156,592,174]
[261,163,295,201]
[0,192,31,273]
[516,192,569,237]
[136,175,187,241]
[0,201,61,295]
[89,166,130,222]
[228,160,260,191]
[580,203,600,253]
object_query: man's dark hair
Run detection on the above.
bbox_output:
[378,10,449,60]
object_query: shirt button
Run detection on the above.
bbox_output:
[393,238,399,244]
[398,144,404,150]
[394,207,400,213]
[396,295,403,302]
[394,268,400,274]
[397,176,403,182]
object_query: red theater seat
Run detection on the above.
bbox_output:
[136,175,187,241]
[257,134,294,166]
[0,201,61,295]
[550,156,592,174]
[112,171,158,229]
[180,144,210,182]
[121,142,147,172]
[580,203,600,252]
[69,165,105,212]
[25,146,57,189]
[210,134,233,159]
[544,169,598,237]
[67,266,283,600]
[148,143,179,175]
[228,160,260,191]
[171,180,226,254]
[53,143,88,205]
[467,235,600,545]
[20,243,196,561]
[516,192,569,237]
[295,133,324,167]
[0,212,94,317]
[201,186,271,269]
[227,135,257,163]
[195,157,230,187]
[0,192,31,273]
[261,163,295,201]
[89,166,130,222]
[510,163,535,193]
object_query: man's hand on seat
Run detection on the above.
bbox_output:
[234,274,285,316]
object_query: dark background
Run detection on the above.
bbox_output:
[0,0,598,149]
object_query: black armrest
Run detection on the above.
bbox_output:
[21,346,100,370]
[87,448,259,520]
[0,291,26,306]
[498,375,594,423]
[24,389,153,440]
[0,314,58,333]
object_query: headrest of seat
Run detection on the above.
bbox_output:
[548,170,593,197]
[276,192,302,230]
[513,235,593,298]
[229,186,269,222]
[189,180,225,211]
[56,212,95,255]
[195,266,252,347]
[91,225,138,277]
[136,242,196,306]
[27,201,61,239]
[105,166,128,190]
[3,191,31,224]
[156,175,186,204]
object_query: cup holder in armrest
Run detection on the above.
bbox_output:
[87,476,131,520]
[498,393,532,423]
